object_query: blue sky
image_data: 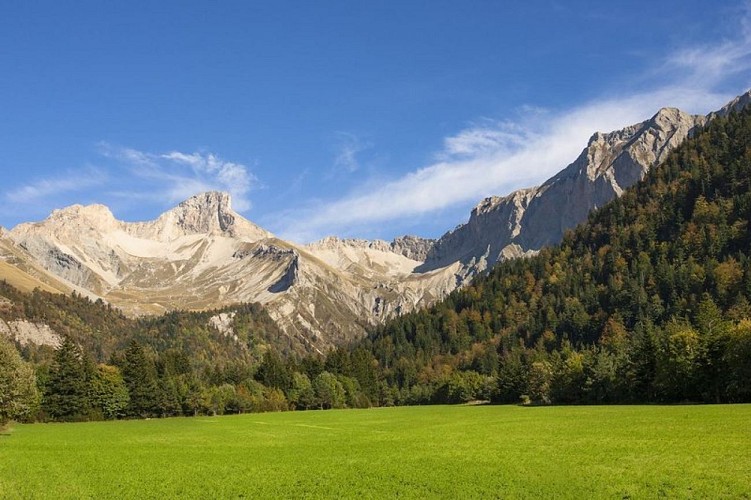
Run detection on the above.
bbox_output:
[2,1,751,243]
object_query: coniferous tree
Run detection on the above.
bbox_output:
[349,348,379,403]
[725,319,751,401]
[44,336,92,421]
[121,341,161,418]
[254,350,292,392]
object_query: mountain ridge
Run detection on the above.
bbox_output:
[2,90,750,354]
[3,192,458,353]
[414,97,751,280]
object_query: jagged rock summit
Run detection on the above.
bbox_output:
[142,191,271,241]
[12,191,269,246]
[8,192,271,292]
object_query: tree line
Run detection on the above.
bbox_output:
[1,332,383,424]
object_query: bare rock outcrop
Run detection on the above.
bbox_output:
[0,319,62,348]
[390,235,435,261]
[133,191,271,241]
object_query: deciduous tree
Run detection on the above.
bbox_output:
[0,336,40,428]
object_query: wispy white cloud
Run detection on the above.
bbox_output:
[3,167,107,209]
[331,132,371,175]
[5,173,104,206]
[0,166,109,225]
[273,17,751,242]
[99,145,258,211]
[438,120,533,159]
[0,143,259,227]
[660,3,751,89]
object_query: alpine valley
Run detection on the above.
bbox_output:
[6,5,751,498]
[2,90,750,358]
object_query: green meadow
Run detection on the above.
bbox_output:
[1,405,749,498]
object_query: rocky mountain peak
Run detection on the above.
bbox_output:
[8,203,120,242]
[417,95,723,279]
[146,191,270,241]
[473,196,503,216]
[651,106,683,121]
[645,107,705,140]
[711,89,751,118]
[390,235,436,262]
[166,191,235,233]
[472,188,537,217]
[49,203,116,225]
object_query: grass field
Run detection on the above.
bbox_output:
[1,405,749,498]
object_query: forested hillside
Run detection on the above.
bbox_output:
[357,106,751,405]
[0,281,288,365]
[1,280,383,421]
[0,282,303,421]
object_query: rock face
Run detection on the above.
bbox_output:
[0,318,62,348]
[417,104,718,281]
[306,235,435,262]
[389,236,436,261]
[0,229,73,295]
[133,191,272,241]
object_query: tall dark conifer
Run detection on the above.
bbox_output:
[121,341,161,418]
[45,336,92,421]
[254,350,292,392]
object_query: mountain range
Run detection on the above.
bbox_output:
[1,90,749,354]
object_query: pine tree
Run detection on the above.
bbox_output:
[254,350,292,392]
[121,341,161,418]
[44,336,92,421]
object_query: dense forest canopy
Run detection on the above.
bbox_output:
[360,105,751,405]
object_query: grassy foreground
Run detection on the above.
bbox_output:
[1,405,749,498]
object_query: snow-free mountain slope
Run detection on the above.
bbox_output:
[5,192,457,353]
[0,228,72,295]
